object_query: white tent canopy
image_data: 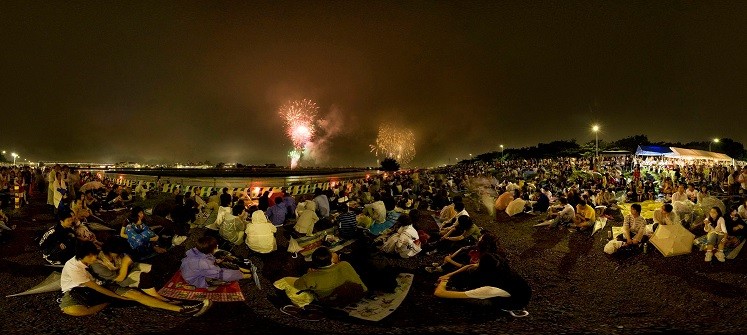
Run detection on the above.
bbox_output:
[667,147,732,162]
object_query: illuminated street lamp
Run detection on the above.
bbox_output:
[709,138,720,151]
[592,125,600,170]
[11,152,18,165]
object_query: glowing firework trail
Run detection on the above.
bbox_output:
[370,123,416,165]
[279,99,319,149]
[288,150,302,169]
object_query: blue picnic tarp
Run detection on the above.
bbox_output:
[635,145,673,156]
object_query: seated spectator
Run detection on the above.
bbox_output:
[671,184,688,203]
[180,236,252,289]
[313,188,330,219]
[494,191,513,213]
[427,232,499,273]
[283,193,297,219]
[122,207,167,259]
[104,185,124,209]
[134,182,149,200]
[219,204,248,247]
[686,184,699,202]
[84,190,101,213]
[274,247,367,309]
[738,198,747,221]
[39,209,77,265]
[727,205,746,239]
[569,200,596,231]
[363,193,386,224]
[377,215,421,258]
[433,251,531,313]
[294,200,319,236]
[89,238,211,316]
[440,201,468,232]
[652,203,680,231]
[537,197,575,228]
[59,241,130,316]
[594,188,613,207]
[505,191,528,217]
[532,190,550,212]
[369,197,400,236]
[336,202,358,240]
[265,196,288,227]
[427,215,481,255]
[703,207,727,262]
[604,203,648,255]
[0,209,16,240]
[245,209,277,254]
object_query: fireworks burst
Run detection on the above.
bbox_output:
[370,123,416,165]
[279,99,319,149]
[279,99,319,168]
[288,150,302,169]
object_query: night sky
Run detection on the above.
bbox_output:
[2,1,746,167]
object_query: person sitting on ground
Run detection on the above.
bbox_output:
[0,209,16,239]
[494,190,513,213]
[727,205,746,239]
[134,182,149,200]
[206,192,234,234]
[738,198,747,221]
[703,206,728,262]
[122,206,167,258]
[594,188,613,207]
[274,246,367,309]
[438,196,463,223]
[427,215,481,255]
[336,202,359,240]
[219,187,232,208]
[88,238,212,316]
[696,185,709,204]
[283,192,297,219]
[84,190,101,213]
[537,197,575,228]
[439,201,468,232]
[265,196,288,227]
[569,199,596,231]
[294,200,319,236]
[219,204,248,247]
[180,236,252,288]
[39,209,77,265]
[671,184,688,203]
[313,188,330,219]
[427,231,500,273]
[258,191,272,211]
[104,184,124,209]
[605,204,648,255]
[369,196,400,236]
[532,189,550,212]
[652,203,680,231]
[505,190,528,217]
[362,192,386,226]
[59,241,131,316]
[686,184,699,202]
[377,214,422,258]
[245,209,277,254]
[433,251,531,314]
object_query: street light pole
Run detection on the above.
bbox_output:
[11,153,18,165]
[499,145,504,162]
[709,138,719,151]
[592,125,600,170]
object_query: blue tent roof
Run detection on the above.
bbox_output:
[635,145,673,156]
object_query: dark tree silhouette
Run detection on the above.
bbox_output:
[380,158,400,171]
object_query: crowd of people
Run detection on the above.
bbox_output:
[3,154,746,320]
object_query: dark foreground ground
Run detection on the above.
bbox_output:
[1,192,746,335]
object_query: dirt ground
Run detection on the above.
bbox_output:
[1,192,745,335]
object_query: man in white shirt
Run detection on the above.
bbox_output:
[671,184,688,203]
[536,197,575,228]
[59,241,129,316]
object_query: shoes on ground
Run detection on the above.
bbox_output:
[425,266,443,273]
[181,299,212,317]
[704,251,713,262]
[715,250,726,262]
[172,235,188,246]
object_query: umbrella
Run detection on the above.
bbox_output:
[79,181,105,192]
[650,224,695,257]
[7,272,61,297]
[698,196,726,214]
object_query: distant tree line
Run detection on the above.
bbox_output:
[473,135,747,162]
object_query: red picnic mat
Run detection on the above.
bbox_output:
[158,271,245,302]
